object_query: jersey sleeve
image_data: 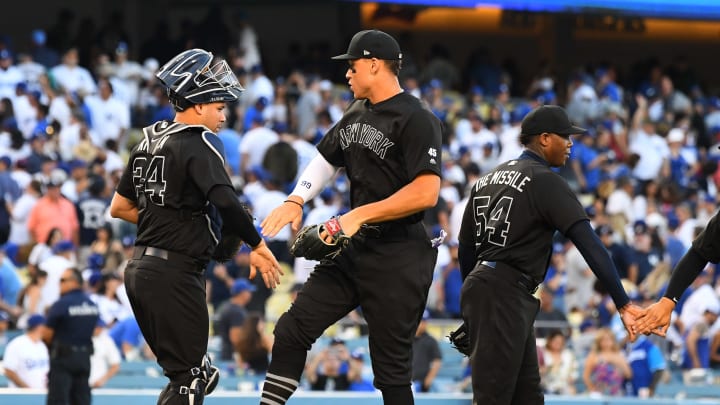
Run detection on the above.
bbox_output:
[691,211,720,263]
[116,150,139,201]
[457,189,478,248]
[401,109,443,179]
[316,122,345,167]
[187,131,233,196]
[316,100,367,167]
[532,171,587,234]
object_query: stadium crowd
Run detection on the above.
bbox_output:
[0,7,720,398]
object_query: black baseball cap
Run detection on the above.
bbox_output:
[521,105,587,137]
[332,30,402,61]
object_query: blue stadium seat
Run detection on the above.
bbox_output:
[104,375,165,389]
[654,382,720,399]
[117,360,162,376]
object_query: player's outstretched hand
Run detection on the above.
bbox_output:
[632,297,675,337]
[260,199,304,238]
[618,303,644,342]
[249,240,284,289]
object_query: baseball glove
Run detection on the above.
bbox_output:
[290,216,350,261]
[211,233,244,263]
[447,322,471,357]
[211,203,253,263]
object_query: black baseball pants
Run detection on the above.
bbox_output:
[460,263,544,405]
[124,247,208,382]
[270,223,436,398]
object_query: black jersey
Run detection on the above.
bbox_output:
[458,151,587,281]
[317,92,442,224]
[693,211,720,263]
[116,121,231,260]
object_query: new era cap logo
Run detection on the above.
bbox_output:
[363,50,370,56]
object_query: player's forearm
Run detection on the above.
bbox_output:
[458,241,476,280]
[347,173,440,224]
[110,192,139,224]
[208,185,261,247]
[289,154,338,203]
[566,220,629,308]
[663,247,708,303]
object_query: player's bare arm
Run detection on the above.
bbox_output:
[635,237,718,337]
[261,154,338,237]
[260,196,305,238]
[338,172,440,236]
[109,192,138,224]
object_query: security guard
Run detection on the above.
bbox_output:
[43,267,99,405]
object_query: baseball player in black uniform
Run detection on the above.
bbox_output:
[634,208,720,336]
[109,48,282,405]
[457,105,642,404]
[259,30,443,405]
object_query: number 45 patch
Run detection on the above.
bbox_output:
[428,147,438,164]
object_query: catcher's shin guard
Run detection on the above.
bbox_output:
[157,379,205,405]
[201,354,219,395]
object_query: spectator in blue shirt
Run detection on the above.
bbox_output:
[217,124,242,176]
[570,128,603,194]
[625,335,667,397]
[108,315,146,360]
[243,96,269,133]
[442,243,462,319]
[0,249,22,317]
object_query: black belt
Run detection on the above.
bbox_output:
[133,245,207,269]
[51,343,93,357]
[144,246,169,260]
[480,260,539,294]
[357,222,425,239]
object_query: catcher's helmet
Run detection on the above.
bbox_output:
[156,48,243,111]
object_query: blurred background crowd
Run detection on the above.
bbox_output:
[0,3,719,399]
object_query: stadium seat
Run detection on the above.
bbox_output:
[104,375,165,389]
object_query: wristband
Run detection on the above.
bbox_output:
[284,200,303,208]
